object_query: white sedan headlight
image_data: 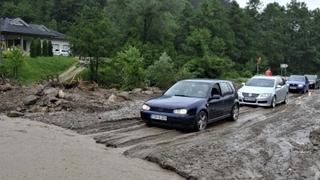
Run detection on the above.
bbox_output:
[237,91,243,97]
[142,104,150,111]
[259,93,271,98]
[298,84,303,87]
[173,109,188,115]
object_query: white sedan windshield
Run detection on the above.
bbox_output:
[246,78,275,88]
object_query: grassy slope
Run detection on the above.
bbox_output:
[2,56,77,85]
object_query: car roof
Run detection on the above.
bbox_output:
[251,75,279,80]
[289,75,305,77]
[181,79,232,84]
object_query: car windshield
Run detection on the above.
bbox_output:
[288,76,305,82]
[246,78,275,87]
[305,75,316,81]
[164,81,211,98]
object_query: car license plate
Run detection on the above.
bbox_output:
[290,86,297,89]
[150,114,167,121]
[244,97,256,101]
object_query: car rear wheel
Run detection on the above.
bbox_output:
[283,94,289,104]
[145,122,153,127]
[194,111,207,131]
[270,96,276,108]
[230,104,239,121]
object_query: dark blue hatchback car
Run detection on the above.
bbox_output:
[286,75,309,93]
[140,79,239,131]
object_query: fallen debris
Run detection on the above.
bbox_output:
[23,95,40,106]
[7,111,24,117]
[310,128,320,146]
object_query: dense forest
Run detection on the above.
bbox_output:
[1,0,320,89]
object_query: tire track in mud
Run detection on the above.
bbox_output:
[90,93,305,155]
[142,91,320,179]
[66,91,317,179]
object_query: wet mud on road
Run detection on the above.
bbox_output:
[92,92,320,179]
[2,85,319,179]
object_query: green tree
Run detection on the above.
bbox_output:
[8,47,24,79]
[30,39,37,58]
[42,40,48,56]
[69,5,118,82]
[147,52,176,89]
[117,46,146,90]
[35,38,42,57]
[48,41,53,57]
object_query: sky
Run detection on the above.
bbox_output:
[236,0,320,10]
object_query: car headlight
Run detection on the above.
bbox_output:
[259,93,271,98]
[298,84,303,87]
[237,92,243,97]
[142,104,150,111]
[173,109,188,115]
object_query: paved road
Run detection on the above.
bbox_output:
[0,116,182,180]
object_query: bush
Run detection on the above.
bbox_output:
[185,55,235,78]
[48,41,53,57]
[147,52,176,89]
[120,46,147,90]
[2,49,12,58]
[175,66,194,81]
[30,39,37,57]
[42,40,48,56]
[99,46,147,90]
[36,38,42,57]
[8,47,24,79]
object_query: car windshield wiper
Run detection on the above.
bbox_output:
[174,94,190,97]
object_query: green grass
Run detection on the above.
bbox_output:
[1,56,77,85]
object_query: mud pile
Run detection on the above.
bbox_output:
[0,83,161,133]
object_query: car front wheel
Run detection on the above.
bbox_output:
[194,111,207,131]
[283,94,289,104]
[270,96,276,108]
[230,104,239,121]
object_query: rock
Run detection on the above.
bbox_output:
[143,90,153,95]
[118,91,130,100]
[132,88,143,93]
[58,90,65,99]
[35,84,45,96]
[7,111,24,118]
[64,94,74,101]
[49,97,59,103]
[310,128,320,146]
[43,88,58,97]
[107,94,117,103]
[0,84,12,92]
[16,107,24,112]
[23,95,40,106]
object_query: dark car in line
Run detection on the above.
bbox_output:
[286,75,309,93]
[305,75,319,89]
[140,79,240,131]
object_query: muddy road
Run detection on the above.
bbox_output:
[91,92,320,179]
[1,84,319,179]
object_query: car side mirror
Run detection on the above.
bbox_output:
[241,82,245,86]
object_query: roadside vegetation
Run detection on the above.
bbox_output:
[1,0,320,89]
[0,51,76,84]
